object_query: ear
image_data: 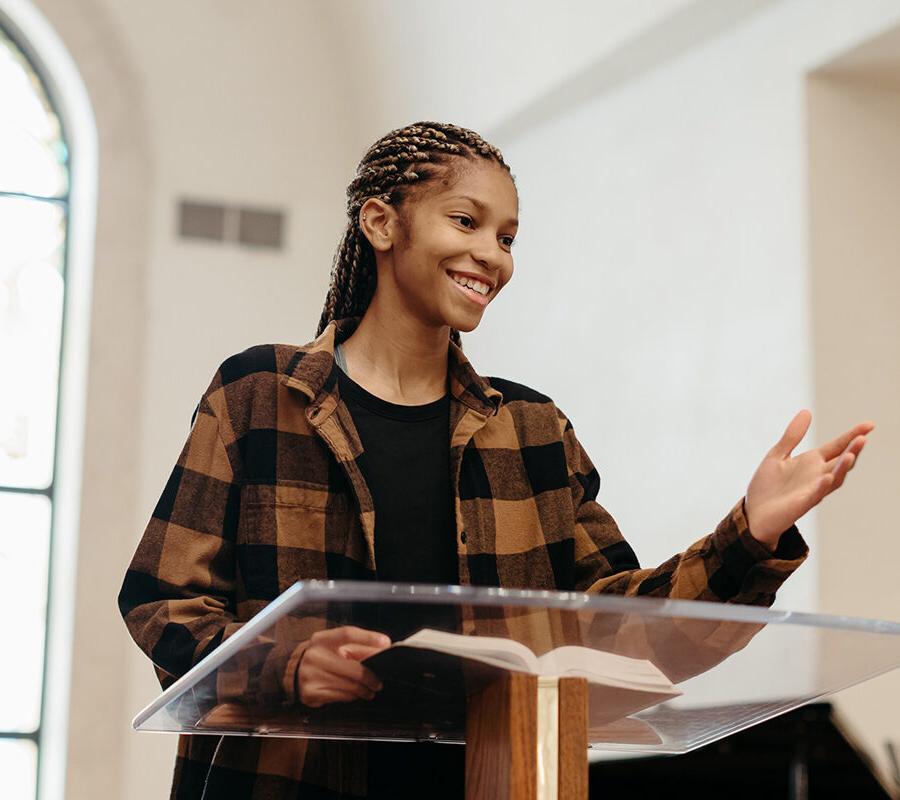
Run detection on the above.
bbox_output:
[359,198,398,253]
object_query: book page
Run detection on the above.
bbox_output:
[535,646,677,693]
[400,629,539,673]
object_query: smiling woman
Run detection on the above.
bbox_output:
[318,123,517,339]
[314,124,522,408]
[118,121,872,800]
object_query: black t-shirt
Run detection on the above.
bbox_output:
[336,365,458,588]
[335,364,465,799]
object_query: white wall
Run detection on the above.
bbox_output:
[470,0,897,608]
[465,0,900,782]
[321,0,696,137]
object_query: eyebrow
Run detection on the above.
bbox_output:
[447,195,518,228]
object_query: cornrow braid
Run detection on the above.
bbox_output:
[316,121,514,349]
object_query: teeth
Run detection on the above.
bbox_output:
[449,272,490,296]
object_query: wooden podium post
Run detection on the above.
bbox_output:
[466,674,588,800]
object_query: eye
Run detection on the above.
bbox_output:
[452,215,516,250]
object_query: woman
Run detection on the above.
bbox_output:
[118,122,873,799]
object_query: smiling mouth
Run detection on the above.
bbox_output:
[446,270,492,307]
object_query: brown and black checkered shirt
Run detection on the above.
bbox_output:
[118,315,808,798]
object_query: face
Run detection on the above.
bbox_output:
[364,159,519,334]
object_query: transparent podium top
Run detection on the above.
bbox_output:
[134,581,900,754]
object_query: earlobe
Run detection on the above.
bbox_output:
[368,224,392,252]
[358,200,395,252]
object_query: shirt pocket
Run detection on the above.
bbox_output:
[237,480,358,594]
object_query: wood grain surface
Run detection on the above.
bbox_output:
[557,677,588,800]
[466,673,538,799]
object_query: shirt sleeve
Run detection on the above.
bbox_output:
[116,366,308,707]
[555,405,809,606]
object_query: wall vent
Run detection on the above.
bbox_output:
[178,200,226,241]
[238,207,284,248]
[177,199,285,249]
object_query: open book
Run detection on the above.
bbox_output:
[362,628,682,727]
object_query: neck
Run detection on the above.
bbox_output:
[338,294,451,405]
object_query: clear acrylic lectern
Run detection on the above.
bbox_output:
[133,581,900,799]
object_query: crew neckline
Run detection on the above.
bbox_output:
[335,363,449,421]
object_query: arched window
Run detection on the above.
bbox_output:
[0,21,69,799]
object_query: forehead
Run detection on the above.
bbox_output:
[425,160,518,225]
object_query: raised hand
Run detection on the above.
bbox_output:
[744,410,874,550]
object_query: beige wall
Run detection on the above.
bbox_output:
[808,68,900,783]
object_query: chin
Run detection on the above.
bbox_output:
[450,315,483,335]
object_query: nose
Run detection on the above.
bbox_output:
[471,232,507,274]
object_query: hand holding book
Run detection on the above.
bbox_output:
[292,625,682,727]
[362,628,682,726]
[295,626,391,708]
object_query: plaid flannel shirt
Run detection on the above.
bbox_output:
[118,315,809,798]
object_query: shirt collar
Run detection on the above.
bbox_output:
[280,316,503,418]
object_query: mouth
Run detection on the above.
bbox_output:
[445,270,493,308]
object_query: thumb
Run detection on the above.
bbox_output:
[769,409,812,459]
[339,642,390,661]
[331,626,391,649]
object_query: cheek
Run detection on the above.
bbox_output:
[393,247,451,296]
[404,230,460,268]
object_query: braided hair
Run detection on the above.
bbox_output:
[316,121,515,348]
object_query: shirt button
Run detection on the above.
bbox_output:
[460,531,467,545]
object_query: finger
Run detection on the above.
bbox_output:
[769,410,812,459]
[819,423,875,461]
[302,687,369,708]
[336,645,387,691]
[830,451,856,492]
[812,472,835,503]
[824,435,866,471]
[818,452,853,498]
[299,658,378,700]
[319,649,384,692]
[308,671,376,701]
[339,643,389,662]
[319,626,392,649]
[303,668,374,696]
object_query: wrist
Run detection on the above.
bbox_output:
[743,496,778,553]
[293,645,311,706]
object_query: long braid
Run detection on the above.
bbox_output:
[317,122,514,349]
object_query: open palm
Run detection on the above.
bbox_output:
[744,410,875,549]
